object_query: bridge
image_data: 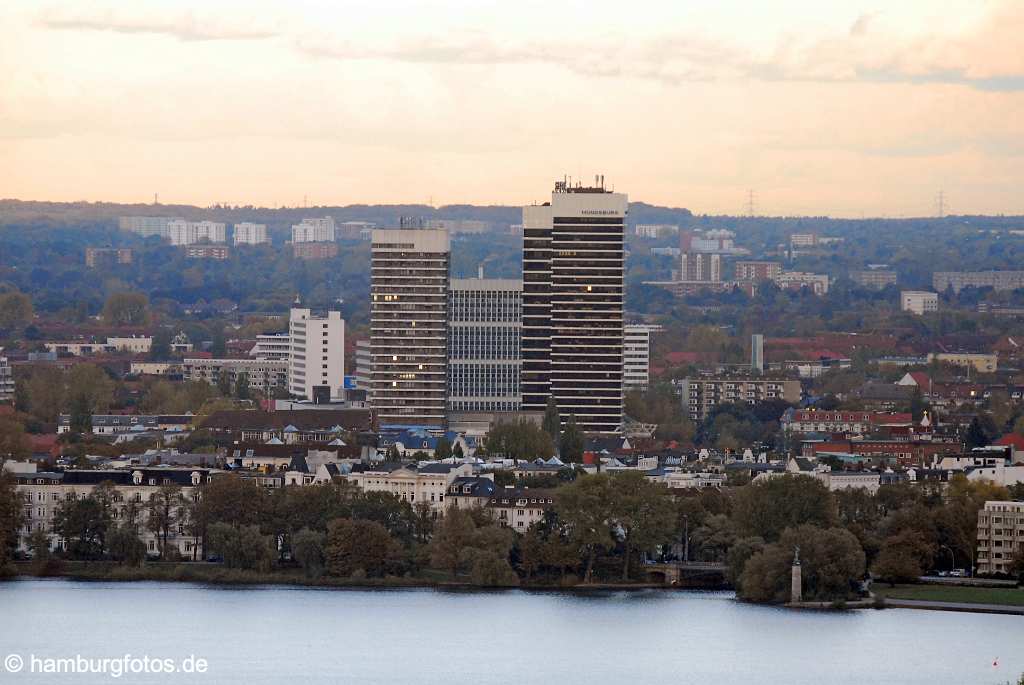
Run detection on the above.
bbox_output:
[643,562,728,587]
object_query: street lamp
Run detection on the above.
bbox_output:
[938,544,956,573]
[682,514,690,564]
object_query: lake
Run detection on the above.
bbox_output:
[1,579,1021,684]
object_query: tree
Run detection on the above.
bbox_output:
[542,397,561,443]
[610,471,677,580]
[325,518,400,578]
[0,473,27,570]
[555,473,614,582]
[52,495,111,559]
[452,442,464,459]
[484,420,555,460]
[234,373,251,401]
[292,528,326,577]
[146,484,183,559]
[559,414,585,463]
[0,418,31,461]
[68,393,92,434]
[0,290,33,330]
[207,522,274,570]
[872,530,933,585]
[67,364,115,416]
[731,476,837,542]
[434,436,452,460]
[210,327,227,358]
[150,329,172,360]
[965,416,992,449]
[24,366,65,424]
[429,508,478,577]
[216,372,233,398]
[737,525,865,603]
[102,292,149,326]
[107,524,147,566]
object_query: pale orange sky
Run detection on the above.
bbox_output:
[1,0,1022,217]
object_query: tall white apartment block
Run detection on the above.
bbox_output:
[522,179,627,434]
[448,278,522,413]
[0,349,13,402]
[118,216,179,238]
[624,324,660,392]
[371,228,450,427]
[288,308,345,401]
[901,291,938,315]
[233,222,268,245]
[751,333,765,373]
[291,217,336,243]
[166,220,227,246]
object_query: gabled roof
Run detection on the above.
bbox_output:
[202,409,371,433]
[994,433,1024,450]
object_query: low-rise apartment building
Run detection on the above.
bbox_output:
[976,500,1024,576]
[0,351,13,402]
[183,358,288,393]
[486,487,556,531]
[934,271,1024,294]
[850,270,897,289]
[57,414,193,435]
[901,291,938,315]
[343,462,473,516]
[927,352,997,374]
[14,467,212,558]
[46,336,153,356]
[678,377,802,421]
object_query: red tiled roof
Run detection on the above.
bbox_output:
[994,434,1024,450]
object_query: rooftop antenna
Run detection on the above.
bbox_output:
[153,193,158,205]
[936,190,946,218]
[746,189,756,217]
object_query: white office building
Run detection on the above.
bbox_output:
[251,333,291,361]
[901,290,939,315]
[624,324,660,392]
[183,358,288,393]
[289,307,345,401]
[233,222,268,245]
[291,217,336,243]
[448,277,522,413]
[371,228,450,427]
[166,220,227,246]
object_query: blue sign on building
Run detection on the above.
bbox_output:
[343,376,357,390]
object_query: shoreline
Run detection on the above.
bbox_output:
[3,561,726,593]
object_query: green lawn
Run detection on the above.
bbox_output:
[874,584,1024,607]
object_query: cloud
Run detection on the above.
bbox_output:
[38,7,278,41]
[293,4,1024,92]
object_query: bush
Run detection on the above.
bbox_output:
[206,523,274,571]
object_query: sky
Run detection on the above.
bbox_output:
[1,0,1023,217]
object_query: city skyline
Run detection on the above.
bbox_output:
[2,1,1023,217]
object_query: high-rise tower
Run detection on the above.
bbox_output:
[522,179,627,434]
[370,228,450,427]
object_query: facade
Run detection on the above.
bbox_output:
[85,247,133,268]
[45,336,152,356]
[901,290,938,315]
[14,468,212,557]
[355,339,372,392]
[0,351,13,402]
[251,333,291,361]
[486,487,556,530]
[338,221,376,240]
[790,233,817,248]
[291,217,336,243]
[185,245,229,260]
[166,220,227,246]
[522,180,627,434]
[371,228,450,427]
[57,414,192,435]
[424,219,490,235]
[735,261,782,282]
[934,271,1024,294]
[118,216,178,238]
[775,271,830,295]
[624,324,659,391]
[679,377,802,421]
[635,224,678,238]
[288,307,345,401]
[782,410,912,435]
[233,222,268,245]
[183,358,288,393]
[851,270,897,288]
[343,463,473,516]
[751,333,764,373]
[679,252,721,282]
[292,242,339,260]
[927,352,997,374]
[976,501,1024,576]
[448,278,522,413]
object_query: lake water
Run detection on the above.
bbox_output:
[1,579,1022,684]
